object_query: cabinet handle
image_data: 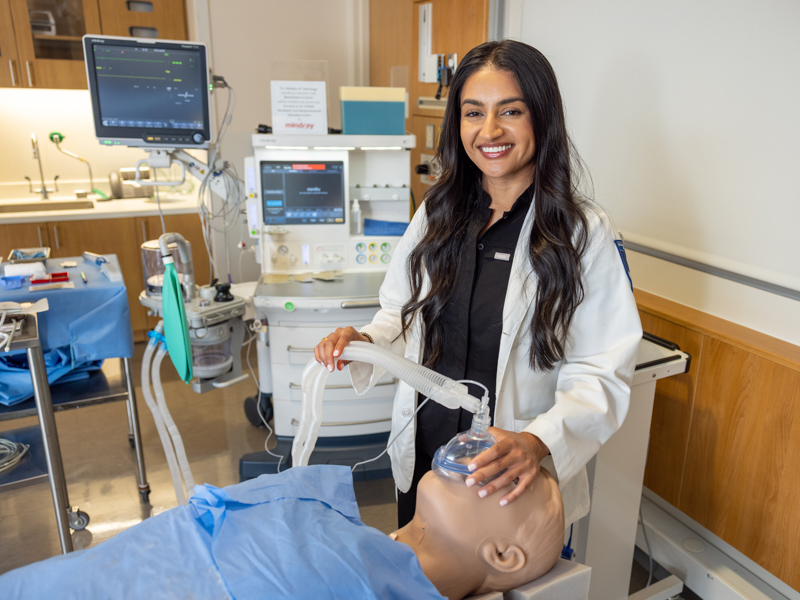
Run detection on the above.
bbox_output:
[53,225,60,250]
[291,417,391,428]
[141,221,147,241]
[25,61,32,87]
[289,379,397,390]
[37,226,43,247]
[8,60,16,87]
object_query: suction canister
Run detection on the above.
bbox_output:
[141,239,192,299]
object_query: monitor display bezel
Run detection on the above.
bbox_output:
[82,34,212,149]
[259,160,347,226]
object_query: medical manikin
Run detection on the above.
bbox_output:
[394,467,564,600]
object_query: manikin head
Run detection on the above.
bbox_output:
[391,468,564,600]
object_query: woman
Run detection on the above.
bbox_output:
[315,40,641,527]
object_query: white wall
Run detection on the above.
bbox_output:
[0,88,150,198]
[510,0,800,345]
[194,0,369,281]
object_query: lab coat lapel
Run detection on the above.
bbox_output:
[497,202,537,394]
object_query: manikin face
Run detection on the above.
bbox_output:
[459,68,536,194]
[391,471,475,551]
[390,468,565,600]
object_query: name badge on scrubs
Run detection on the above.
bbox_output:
[493,251,511,262]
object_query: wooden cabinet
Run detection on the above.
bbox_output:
[2,212,209,342]
[97,0,187,41]
[0,0,21,87]
[45,217,145,336]
[0,221,49,252]
[1,0,187,90]
[4,0,102,89]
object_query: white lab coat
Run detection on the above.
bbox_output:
[350,200,642,525]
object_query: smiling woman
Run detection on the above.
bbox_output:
[315,40,642,530]
[459,68,537,229]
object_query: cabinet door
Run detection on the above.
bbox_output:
[47,218,146,338]
[135,213,212,333]
[0,0,22,87]
[0,222,50,256]
[8,0,102,89]
[411,0,489,119]
[97,0,187,40]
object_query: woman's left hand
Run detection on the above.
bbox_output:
[465,427,550,506]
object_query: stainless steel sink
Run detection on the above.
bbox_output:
[0,200,95,213]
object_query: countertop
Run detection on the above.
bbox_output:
[0,193,199,225]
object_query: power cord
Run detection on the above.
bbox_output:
[0,438,30,474]
[244,324,286,471]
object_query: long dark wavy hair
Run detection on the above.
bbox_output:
[401,40,590,372]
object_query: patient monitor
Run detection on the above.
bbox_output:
[393,469,565,600]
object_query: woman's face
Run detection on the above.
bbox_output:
[459,67,536,192]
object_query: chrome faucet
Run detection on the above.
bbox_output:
[25,132,58,199]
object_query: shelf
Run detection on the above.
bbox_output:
[0,362,130,422]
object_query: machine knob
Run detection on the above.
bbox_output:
[214,282,234,302]
[192,132,205,144]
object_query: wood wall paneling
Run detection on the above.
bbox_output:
[369,0,412,89]
[637,290,800,589]
[679,338,800,590]
[635,289,800,370]
[639,312,704,507]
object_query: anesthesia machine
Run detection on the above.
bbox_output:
[240,133,415,479]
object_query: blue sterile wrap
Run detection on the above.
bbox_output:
[0,465,444,600]
[0,256,133,405]
[363,218,409,237]
[0,347,102,405]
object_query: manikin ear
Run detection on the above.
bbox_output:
[479,536,527,574]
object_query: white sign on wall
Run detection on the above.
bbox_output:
[270,81,328,134]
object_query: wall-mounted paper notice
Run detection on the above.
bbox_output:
[270,81,328,134]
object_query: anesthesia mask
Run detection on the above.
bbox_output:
[432,392,501,484]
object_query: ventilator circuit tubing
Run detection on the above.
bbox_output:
[140,324,195,504]
[152,345,195,496]
[292,341,483,467]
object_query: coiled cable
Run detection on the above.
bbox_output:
[0,438,29,474]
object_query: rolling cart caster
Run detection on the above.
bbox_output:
[68,508,90,531]
[244,392,273,428]
[139,484,151,503]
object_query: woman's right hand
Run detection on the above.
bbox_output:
[314,326,371,372]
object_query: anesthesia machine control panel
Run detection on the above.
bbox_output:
[244,134,415,275]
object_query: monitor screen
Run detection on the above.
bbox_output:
[83,35,211,149]
[260,161,346,225]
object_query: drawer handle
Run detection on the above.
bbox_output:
[340,300,380,309]
[289,378,397,390]
[291,417,391,427]
[287,345,315,353]
[9,60,16,87]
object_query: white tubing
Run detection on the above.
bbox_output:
[291,360,327,465]
[152,346,195,499]
[291,342,482,467]
[141,338,186,505]
[342,342,480,411]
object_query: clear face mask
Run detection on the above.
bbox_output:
[431,395,501,484]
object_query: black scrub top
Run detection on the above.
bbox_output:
[416,185,533,459]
